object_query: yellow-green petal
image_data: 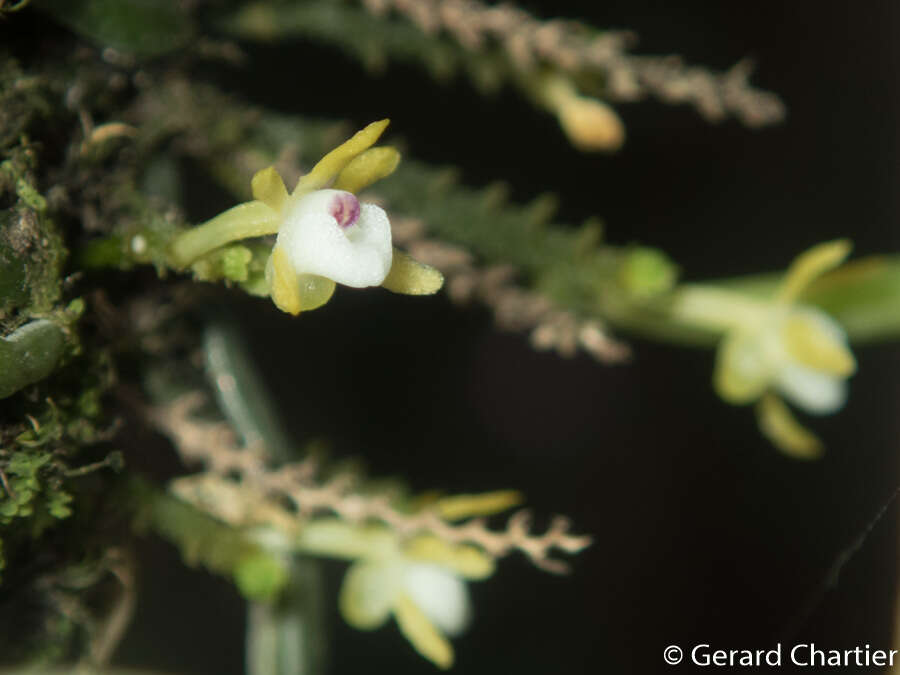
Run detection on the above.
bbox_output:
[251,166,289,212]
[712,329,771,405]
[267,246,302,315]
[294,274,336,312]
[393,594,454,669]
[434,490,523,521]
[339,561,396,630]
[404,536,494,580]
[294,119,390,194]
[382,250,444,295]
[778,239,852,303]
[265,248,337,316]
[756,393,824,459]
[298,519,396,559]
[782,312,856,376]
[334,147,401,193]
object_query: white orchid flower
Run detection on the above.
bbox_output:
[715,305,854,414]
[263,183,394,313]
[168,120,443,315]
[298,519,494,669]
[709,240,856,457]
[272,189,391,288]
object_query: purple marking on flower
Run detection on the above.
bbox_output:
[329,192,361,229]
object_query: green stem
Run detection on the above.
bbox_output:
[201,317,327,675]
[168,200,279,269]
[668,284,770,331]
[246,558,327,675]
[603,255,900,347]
[203,320,295,456]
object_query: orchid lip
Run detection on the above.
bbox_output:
[330,192,361,229]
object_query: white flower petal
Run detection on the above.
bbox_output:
[277,190,392,288]
[792,307,847,344]
[775,364,847,414]
[782,308,856,375]
[403,564,471,636]
[339,561,400,630]
[714,327,774,404]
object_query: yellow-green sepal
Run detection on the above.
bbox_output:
[756,393,823,459]
[404,536,494,580]
[382,249,444,295]
[393,594,454,670]
[782,312,856,376]
[433,490,523,521]
[334,147,401,193]
[267,246,302,315]
[339,561,395,630]
[778,239,852,303]
[295,119,390,194]
[295,274,336,311]
[251,166,289,212]
[712,328,771,405]
[266,246,336,315]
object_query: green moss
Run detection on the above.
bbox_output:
[0,207,66,322]
[0,215,30,313]
[0,58,54,150]
[78,190,185,274]
[45,489,73,519]
[0,450,71,529]
[0,136,70,364]
[14,176,47,212]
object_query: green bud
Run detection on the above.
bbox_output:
[234,552,289,602]
[620,247,678,298]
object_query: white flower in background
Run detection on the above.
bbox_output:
[715,305,854,414]
[340,556,472,668]
[298,519,494,669]
[711,240,856,457]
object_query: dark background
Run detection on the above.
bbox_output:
[115,2,899,673]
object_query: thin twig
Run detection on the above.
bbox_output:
[361,0,785,126]
[150,393,591,572]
